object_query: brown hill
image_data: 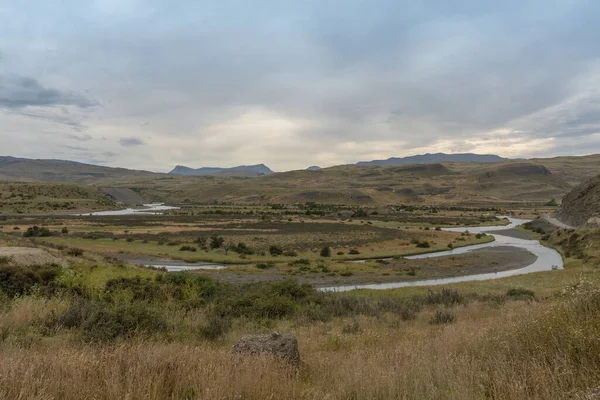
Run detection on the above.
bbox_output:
[558,174,600,227]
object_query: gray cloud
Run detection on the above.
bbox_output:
[0,0,599,171]
[0,74,95,109]
[119,137,146,147]
[66,133,93,141]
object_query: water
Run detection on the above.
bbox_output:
[143,262,226,272]
[320,216,563,292]
[77,203,180,216]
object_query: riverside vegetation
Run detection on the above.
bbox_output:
[0,218,600,399]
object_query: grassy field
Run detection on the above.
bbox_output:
[0,182,117,213]
[0,223,599,399]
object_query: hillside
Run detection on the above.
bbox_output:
[0,182,116,213]
[169,164,274,176]
[109,160,575,206]
[356,152,507,166]
[558,174,600,227]
[0,157,161,184]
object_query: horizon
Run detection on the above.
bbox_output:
[2,151,598,174]
[2,1,600,172]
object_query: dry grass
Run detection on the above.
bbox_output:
[1,288,599,399]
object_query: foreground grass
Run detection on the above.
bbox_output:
[1,283,600,399]
[0,227,598,399]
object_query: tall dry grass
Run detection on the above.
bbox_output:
[1,285,599,399]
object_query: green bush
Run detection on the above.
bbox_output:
[320,246,331,257]
[283,250,298,257]
[179,245,197,252]
[256,262,275,269]
[0,264,62,297]
[54,298,168,342]
[289,259,310,266]
[66,248,84,257]
[416,241,430,248]
[210,234,224,249]
[232,242,253,255]
[349,249,360,255]
[23,226,52,237]
[506,288,535,299]
[429,309,456,325]
[269,245,283,256]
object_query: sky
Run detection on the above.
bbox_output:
[1,0,600,172]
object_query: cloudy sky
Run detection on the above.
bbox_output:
[1,1,600,172]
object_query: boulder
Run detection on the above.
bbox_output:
[232,332,300,364]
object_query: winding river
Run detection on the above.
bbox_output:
[319,216,564,292]
[77,203,180,216]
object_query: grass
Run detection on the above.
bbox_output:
[39,228,492,265]
[0,226,599,398]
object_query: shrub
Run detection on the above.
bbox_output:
[23,226,52,237]
[416,241,430,248]
[340,271,353,277]
[289,259,310,267]
[0,264,62,297]
[320,246,331,257]
[447,243,453,249]
[507,288,535,299]
[337,251,344,255]
[195,236,207,247]
[179,245,197,252]
[54,299,168,342]
[429,309,455,324]
[283,250,298,257]
[232,242,253,255]
[198,312,230,340]
[349,249,360,255]
[342,319,361,334]
[66,248,84,257]
[269,245,283,256]
[421,289,465,307]
[61,227,69,234]
[210,234,224,249]
[256,262,275,269]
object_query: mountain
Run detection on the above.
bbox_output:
[558,174,600,227]
[0,156,160,184]
[169,164,274,176]
[356,153,507,167]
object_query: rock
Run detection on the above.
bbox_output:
[232,332,300,364]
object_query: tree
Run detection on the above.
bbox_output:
[320,246,331,257]
[210,234,224,249]
[195,236,207,248]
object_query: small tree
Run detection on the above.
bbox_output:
[209,234,224,249]
[195,236,207,248]
[61,227,69,234]
[320,246,331,257]
[269,245,283,256]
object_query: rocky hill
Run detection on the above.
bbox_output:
[558,174,600,227]
[356,152,507,166]
[169,164,274,176]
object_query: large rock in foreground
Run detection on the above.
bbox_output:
[232,332,300,364]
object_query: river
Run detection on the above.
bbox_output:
[77,203,180,216]
[319,216,563,292]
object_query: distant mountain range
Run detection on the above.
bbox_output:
[169,164,274,177]
[169,153,506,176]
[356,153,508,167]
